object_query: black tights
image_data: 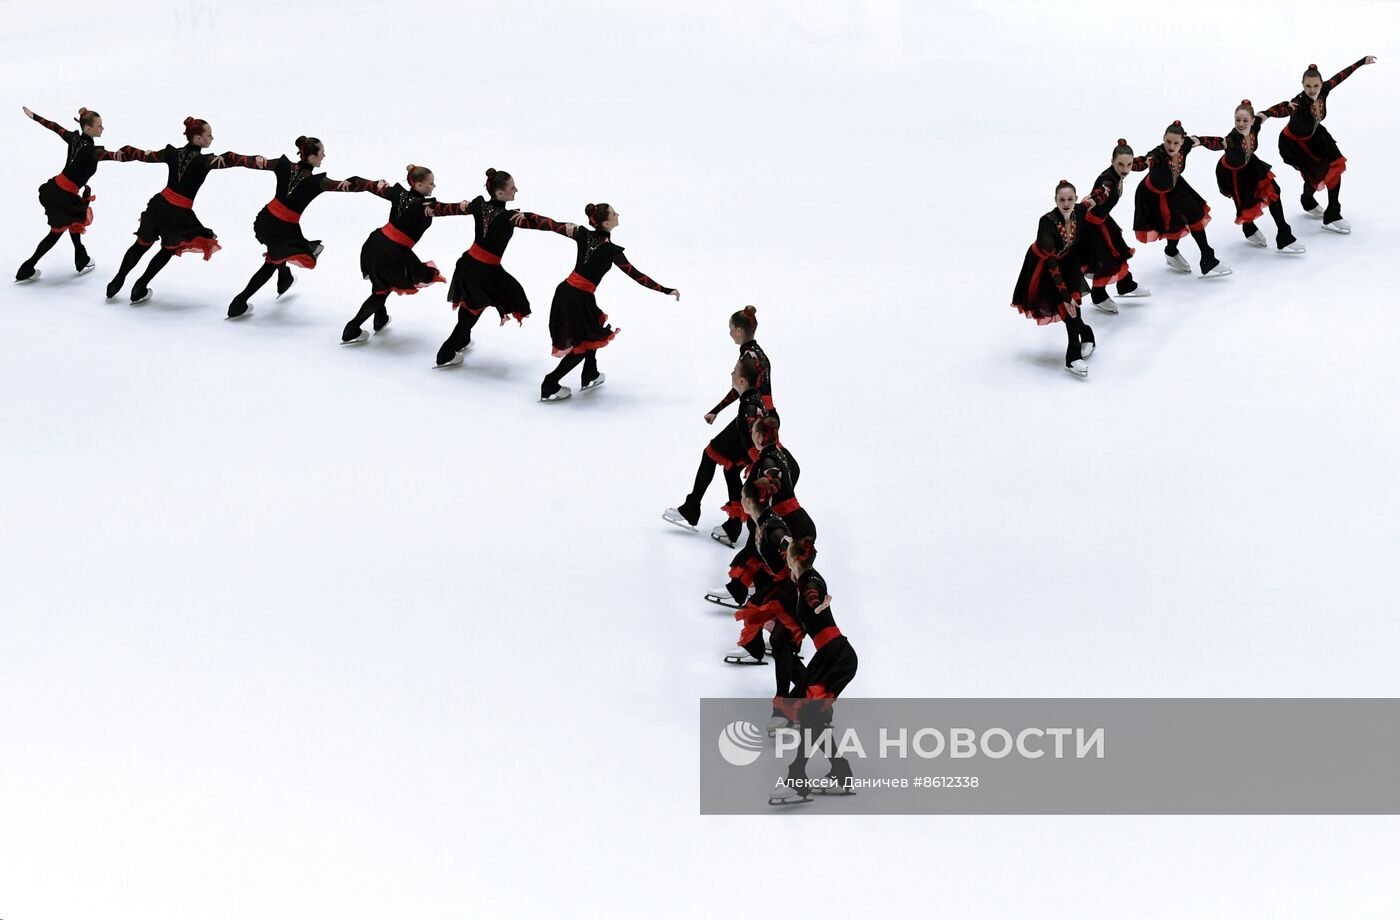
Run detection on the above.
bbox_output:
[1301,178,1342,222]
[343,293,390,341]
[678,453,742,535]
[437,306,484,364]
[1242,198,1296,249]
[1065,311,1094,366]
[541,350,599,396]
[131,249,174,296]
[1089,271,1139,305]
[1164,229,1218,273]
[17,230,88,280]
[109,240,154,296]
[229,263,294,316]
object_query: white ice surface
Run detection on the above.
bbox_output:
[2,1,1398,917]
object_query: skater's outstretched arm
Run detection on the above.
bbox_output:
[23,107,70,140]
[213,152,270,169]
[118,145,166,163]
[429,199,471,216]
[1191,135,1226,151]
[324,176,387,193]
[510,212,577,236]
[1327,56,1377,91]
[611,251,678,297]
[1129,153,1152,172]
[1262,101,1293,118]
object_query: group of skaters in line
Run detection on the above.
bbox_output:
[661,307,859,805]
[1012,56,1378,378]
[13,108,679,401]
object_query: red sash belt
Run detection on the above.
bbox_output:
[1282,124,1315,144]
[565,272,597,293]
[266,199,302,224]
[380,223,416,248]
[468,243,502,265]
[54,174,80,195]
[161,187,194,209]
[772,497,801,517]
[1144,178,1172,228]
[812,626,843,651]
[762,395,774,410]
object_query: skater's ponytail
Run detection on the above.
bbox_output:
[1055,178,1076,196]
[742,473,781,509]
[736,354,760,389]
[787,535,817,567]
[485,167,512,197]
[730,304,758,336]
[295,135,323,161]
[1112,138,1133,158]
[584,202,613,229]
[1302,63,1322,82]
[75,107,100,130]
[751,415,780,447]
[1164,120,1187,138]
[406,163,432,186]
[1235,99,1255,118]
[182,116,209,141]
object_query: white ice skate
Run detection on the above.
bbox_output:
[1080,341,1095,359]
[1245,229,1268,248]
[12,269,42,284]
[1201,261,1233,278]
[340,332,369,345]
[76,261,96,276]
[767,782,812,807]
[710,525,736,547]
[1118,287,1151,299]
[661,508,698,532]
[1093,297,1118,314]
[723,648,767,666]
[1165,252,1191,273]
[1064,359,1088,379]
[766,714,791,736]
[1303,205,1324,219]
[1322,219,1351,235]
[374,314,392,333]
[435,349,465,368]
[1279,242,1306,254]
[130,288,153,305]
[540,385,572,402]
[705,587,743,609]
[225,305,254,320]
[811,771,858,796]
[580,373,607,392]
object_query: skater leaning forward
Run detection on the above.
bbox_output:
[341,164,470,345]
[724,414,815,608]
[1078,139,1151,315]
[662,306,774,545]
[1131,121,1232,279]
[108,117,268,304]
[1271,56,1378,234]
[15,106,134,284]
[1214,100,1305,255]
[436,168,576,367]
[539,202,679,401]
[228,136,384,319]
[1010,180,1096,378]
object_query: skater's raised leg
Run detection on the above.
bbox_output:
[275,264,294,295]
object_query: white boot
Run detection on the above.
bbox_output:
[1278,241,1307,254]
[1064,359,1088,379]
[13,269,42,284]
[1080,341,1095,359]
[710,524,736,547]
[1165,252,1191,273]
[723,648,766,665]
[1201,261,1233,277]
[581,372,607,392]
[540,385,572,402]
[1322,218,1351,234]
[766,714,791,735]
[1303,204,1325,219]
[340,331,369,345]
[1093,297,1118,314]
[1118,287,1151,299]
[76,260,96,276]
[661,508,697,532]
[435,349,465,368]
[1245,229,1268,248]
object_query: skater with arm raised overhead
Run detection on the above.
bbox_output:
[662,306,774,546]
[1214,100,1305,255]
[539,202,679,401]
[1010,180,1096,378]
[435,168,577,366]
[15,106,133,283]
[107,117,268,304]
[1131,121,1232,279]
[1078,139,1151,315]
[340,164,470,345]
[227,136,385,319]
[1273,56,1378,234]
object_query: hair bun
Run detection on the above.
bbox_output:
[485,168,497,178]
[1308,63,1317,69]
[295,135,308,147]
[743,305,757,317]
[78,106,89,116]
[1116,137,1126,146]
[406,163,416,172]
[1241,98,1252,106]
[1172,119,1181,126]
[584,203,598,218]
[184,116,197,128]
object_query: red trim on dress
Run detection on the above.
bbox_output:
[721,500,748,522]
[264,252,317,269]
[373,260,445,296]
[565,271,597,293]
[266,199,302,224]
[165,236,221,260]
[551,325,620,357]
[1282,125,1347,190]
[160,187,194,209]
[761,395,775,410]
[467,243,502,265]
[380,223,416,248]
[705,443,737,470]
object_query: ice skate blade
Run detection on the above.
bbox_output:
[705,593,742,610]
[1117,289,1151,298]
[434,351,465,368]
[340,333,369,345]
[1201,265,1233,277]
[225,306,253,321]
[1321,222,1351,235]
[76,262,96,276]
[1302,206,1324,219]
[767,793,813,806]
[13,270,42,284]
[1278,244,1307,254]
[1064,363,1088,379]
[539,386,573,402]
[580,373,606,392]
[710,530,736,548]
[810,786,858,797]
[1092,300,1118,314]
[723,653,768,666]
[661,509,698,533]
[130,289,152,305]
[1245,235,1268,248]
